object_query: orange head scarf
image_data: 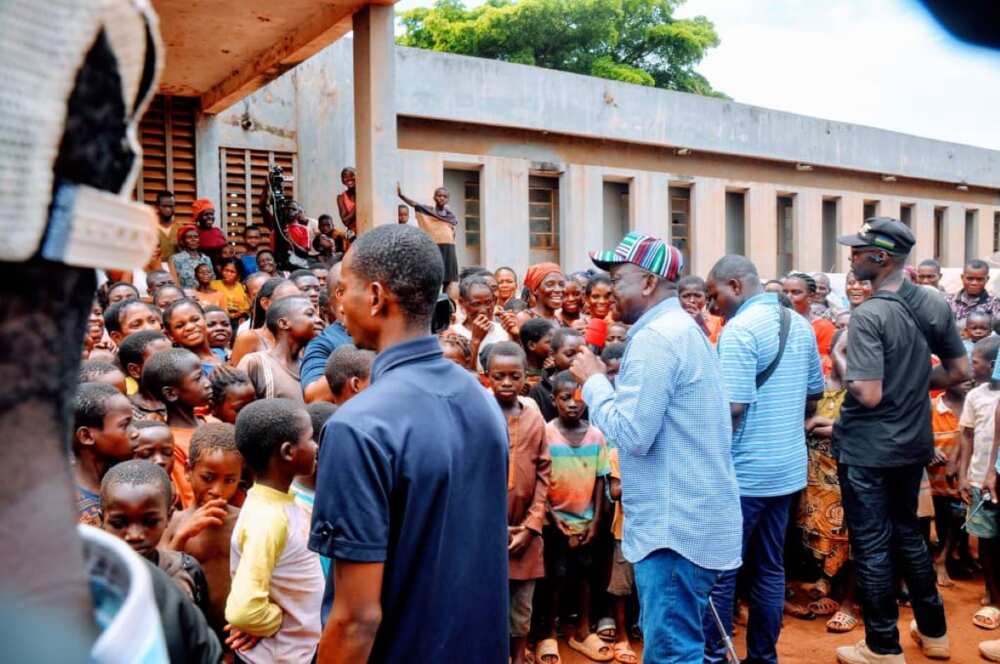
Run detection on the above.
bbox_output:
[176,224,199,251]
[524,262,563,293]
[191,198,214,222]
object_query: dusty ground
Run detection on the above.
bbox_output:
[554,576,992,663]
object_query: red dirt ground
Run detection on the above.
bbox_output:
[556,576,992,663]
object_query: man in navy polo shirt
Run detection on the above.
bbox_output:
[309,224,509,663]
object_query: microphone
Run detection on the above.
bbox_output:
[585,317,608,351]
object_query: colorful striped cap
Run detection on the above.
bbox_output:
[590,232,684,280]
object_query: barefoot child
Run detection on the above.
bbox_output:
[226,399,323,660]
[536,371,611,664]
[606,447,638,663]
[73,382,138,526]
[142,348,213,508]
[100,459,209,610]
[163,423,243,635]
[485,342,550,664]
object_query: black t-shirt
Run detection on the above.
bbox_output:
[834,280,965,467]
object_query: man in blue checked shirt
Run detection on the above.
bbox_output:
[570,232,742,664]
[705,255,825,664]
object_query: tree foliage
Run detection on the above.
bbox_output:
[397,0,724,96]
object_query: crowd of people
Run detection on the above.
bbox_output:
[71,176,1000,664]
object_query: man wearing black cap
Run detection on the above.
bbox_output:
[833,218,968,664]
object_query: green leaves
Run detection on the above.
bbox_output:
[397,0,723,96]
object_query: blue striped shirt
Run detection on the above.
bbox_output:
[717,293,825,497]
[583,297,743,571]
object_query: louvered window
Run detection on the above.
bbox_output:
[220,148,297,254]
[134,95,198,221]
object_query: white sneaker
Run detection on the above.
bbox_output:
[909,619,950,659]
[836,640,906,664]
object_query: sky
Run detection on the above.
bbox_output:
[394,0,1000,150]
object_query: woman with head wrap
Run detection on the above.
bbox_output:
[516,262,565,326]
[169,224,214,290]
[192,198,226,264]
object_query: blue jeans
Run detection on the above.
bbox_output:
[839,462,946,655]
[633,548,719,664]
[703,493,794,664]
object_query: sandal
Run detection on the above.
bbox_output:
[536,638,561,664]
[784,600,816,621]
[975,606,1000,630]
[826,610,858,633]
[802,578,832,600]
[612,641,639,663]
[808,597,840,616]
[596,617,616,642]
[567,633,614,662]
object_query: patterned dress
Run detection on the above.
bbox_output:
[799,388,849,578]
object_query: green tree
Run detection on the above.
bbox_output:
[397,0,724,96]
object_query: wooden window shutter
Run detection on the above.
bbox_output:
[134,95,198,223]
[220,148,297,255]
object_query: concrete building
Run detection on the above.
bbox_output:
[146,37,1000,280]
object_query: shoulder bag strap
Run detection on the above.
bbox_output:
[756,305,791,389]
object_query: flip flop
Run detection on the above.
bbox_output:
[784,600,816,621]
[826,610,858,633]
[567,633,614,662]
[975,606,1000,630]
[596,617,617,642]
[536,638,561,664]
[612,641,639,664]
[808,597,840,616]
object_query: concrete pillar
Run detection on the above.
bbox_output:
[560,164,604,274]
[942,205,965,268]
[630,172,670,239]
[745,183,778,279]
[794,189,823,272]
[398,150,443,221]
[837,193,864,272]
[980,206,998,261]
[352,5,398,232]
[880,197,901,221]
[691,177,725,276]
[913,200,935,264]
[481,157,530,278]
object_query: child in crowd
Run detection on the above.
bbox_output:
[240,227,262,277]
[559,278,586,329]
[226,399,323,660]
[605,322,629,345]
[505,298,529,315]
[485,342,551,664]
[131,420,176,491]
[142,348,213,509]
[210,258,251,328]
[601,343,626,385]
[163,423,243,635]
[100,459,209,610]
[118,329,173,404]
[291,402,339,578]
[192,263,225,310]
[203,305,233,362]
[960,336,1000,628]
[164,298,223,373]
[606,446,638,663]
[104,299,164,347]
[322,344,375,406]
[440,332,475,372]
[965,311,994,358]
[209,366,257,424]
[153,283,187,311]
[79,360,127,394]
[928,377,972,589]
[536,371,611,664]
[238,295,319,401]
[519,318,556,390]
[678,275,724,344]
[529,327,585,423]
[312,214,337,260]
[73,382,138,526]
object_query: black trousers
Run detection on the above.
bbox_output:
[838,462,946,654]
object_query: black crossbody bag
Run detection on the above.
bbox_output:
[756,305,792,388]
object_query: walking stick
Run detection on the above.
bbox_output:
[707,597,741,664]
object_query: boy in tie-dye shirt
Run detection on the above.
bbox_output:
[536,370,611,663]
